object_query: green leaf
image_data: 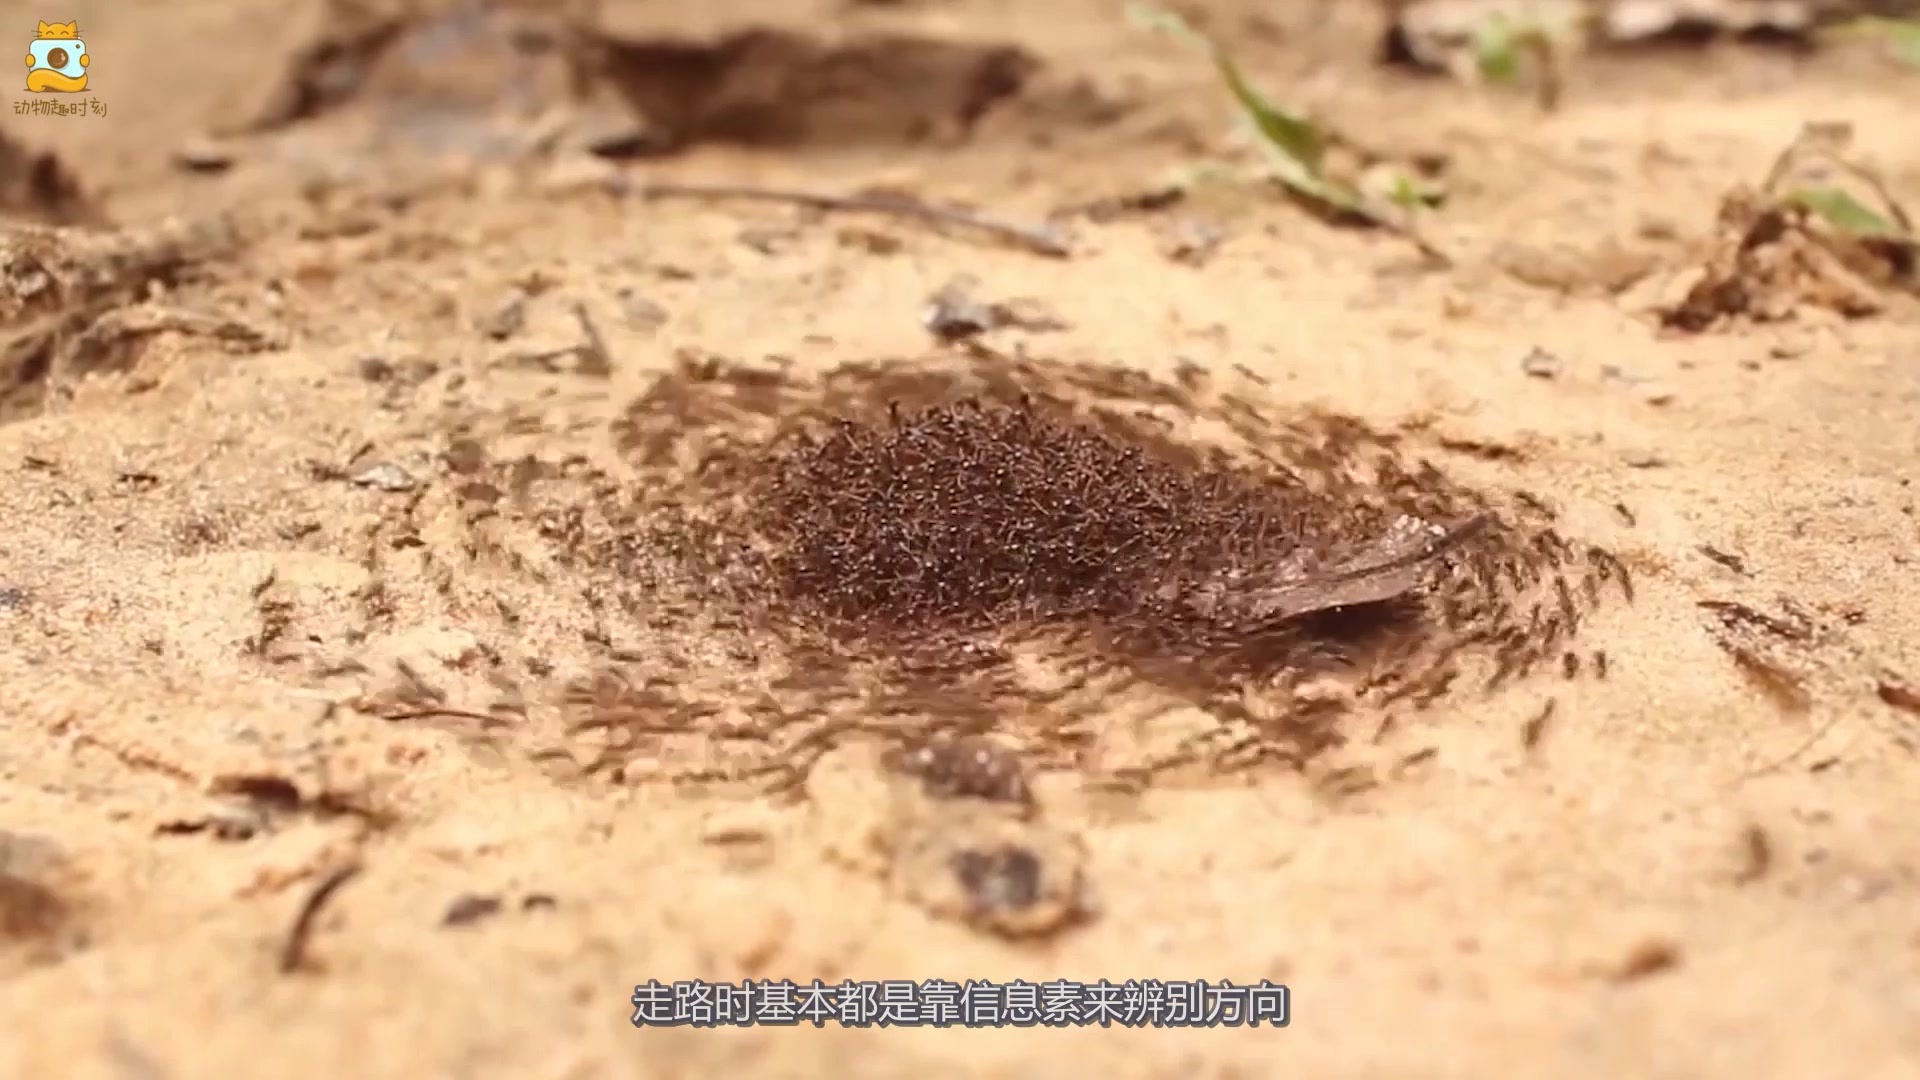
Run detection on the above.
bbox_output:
[1129,2,1450,262]
[1384,170,1434,209]
[1129,3,1359,210]
[1129,5,1325,165]
[1788,186,1910,241]
[1473,18,1521,83]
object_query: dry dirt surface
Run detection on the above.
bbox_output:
[4,0,1920,1077]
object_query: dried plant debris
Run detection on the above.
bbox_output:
[522,349,1629,794]
[0,217,253,423]
[1698,598,1824,710]
[1663,122,1918,331]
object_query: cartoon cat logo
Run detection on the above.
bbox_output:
[26,20,89,93]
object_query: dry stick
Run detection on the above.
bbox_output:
[374,706,499,724]
[631,181,1072,258]
[279,861,363,974]
[570,300,614,375]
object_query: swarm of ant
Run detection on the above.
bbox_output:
[547,349,1630,797]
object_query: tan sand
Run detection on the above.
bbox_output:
[2,1,1918,1077]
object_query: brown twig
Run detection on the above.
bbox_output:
[632,181,1072,258]
[279,861,362,974]
[571,300,614,376]
[373,706,501,724]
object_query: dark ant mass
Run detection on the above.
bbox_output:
[557,350,1629,788]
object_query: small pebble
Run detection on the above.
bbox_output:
[479,292,526,341]
[1521,347,1562,379]
[350,462,418,492]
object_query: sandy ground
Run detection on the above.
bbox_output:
[3,0,1920,1077]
